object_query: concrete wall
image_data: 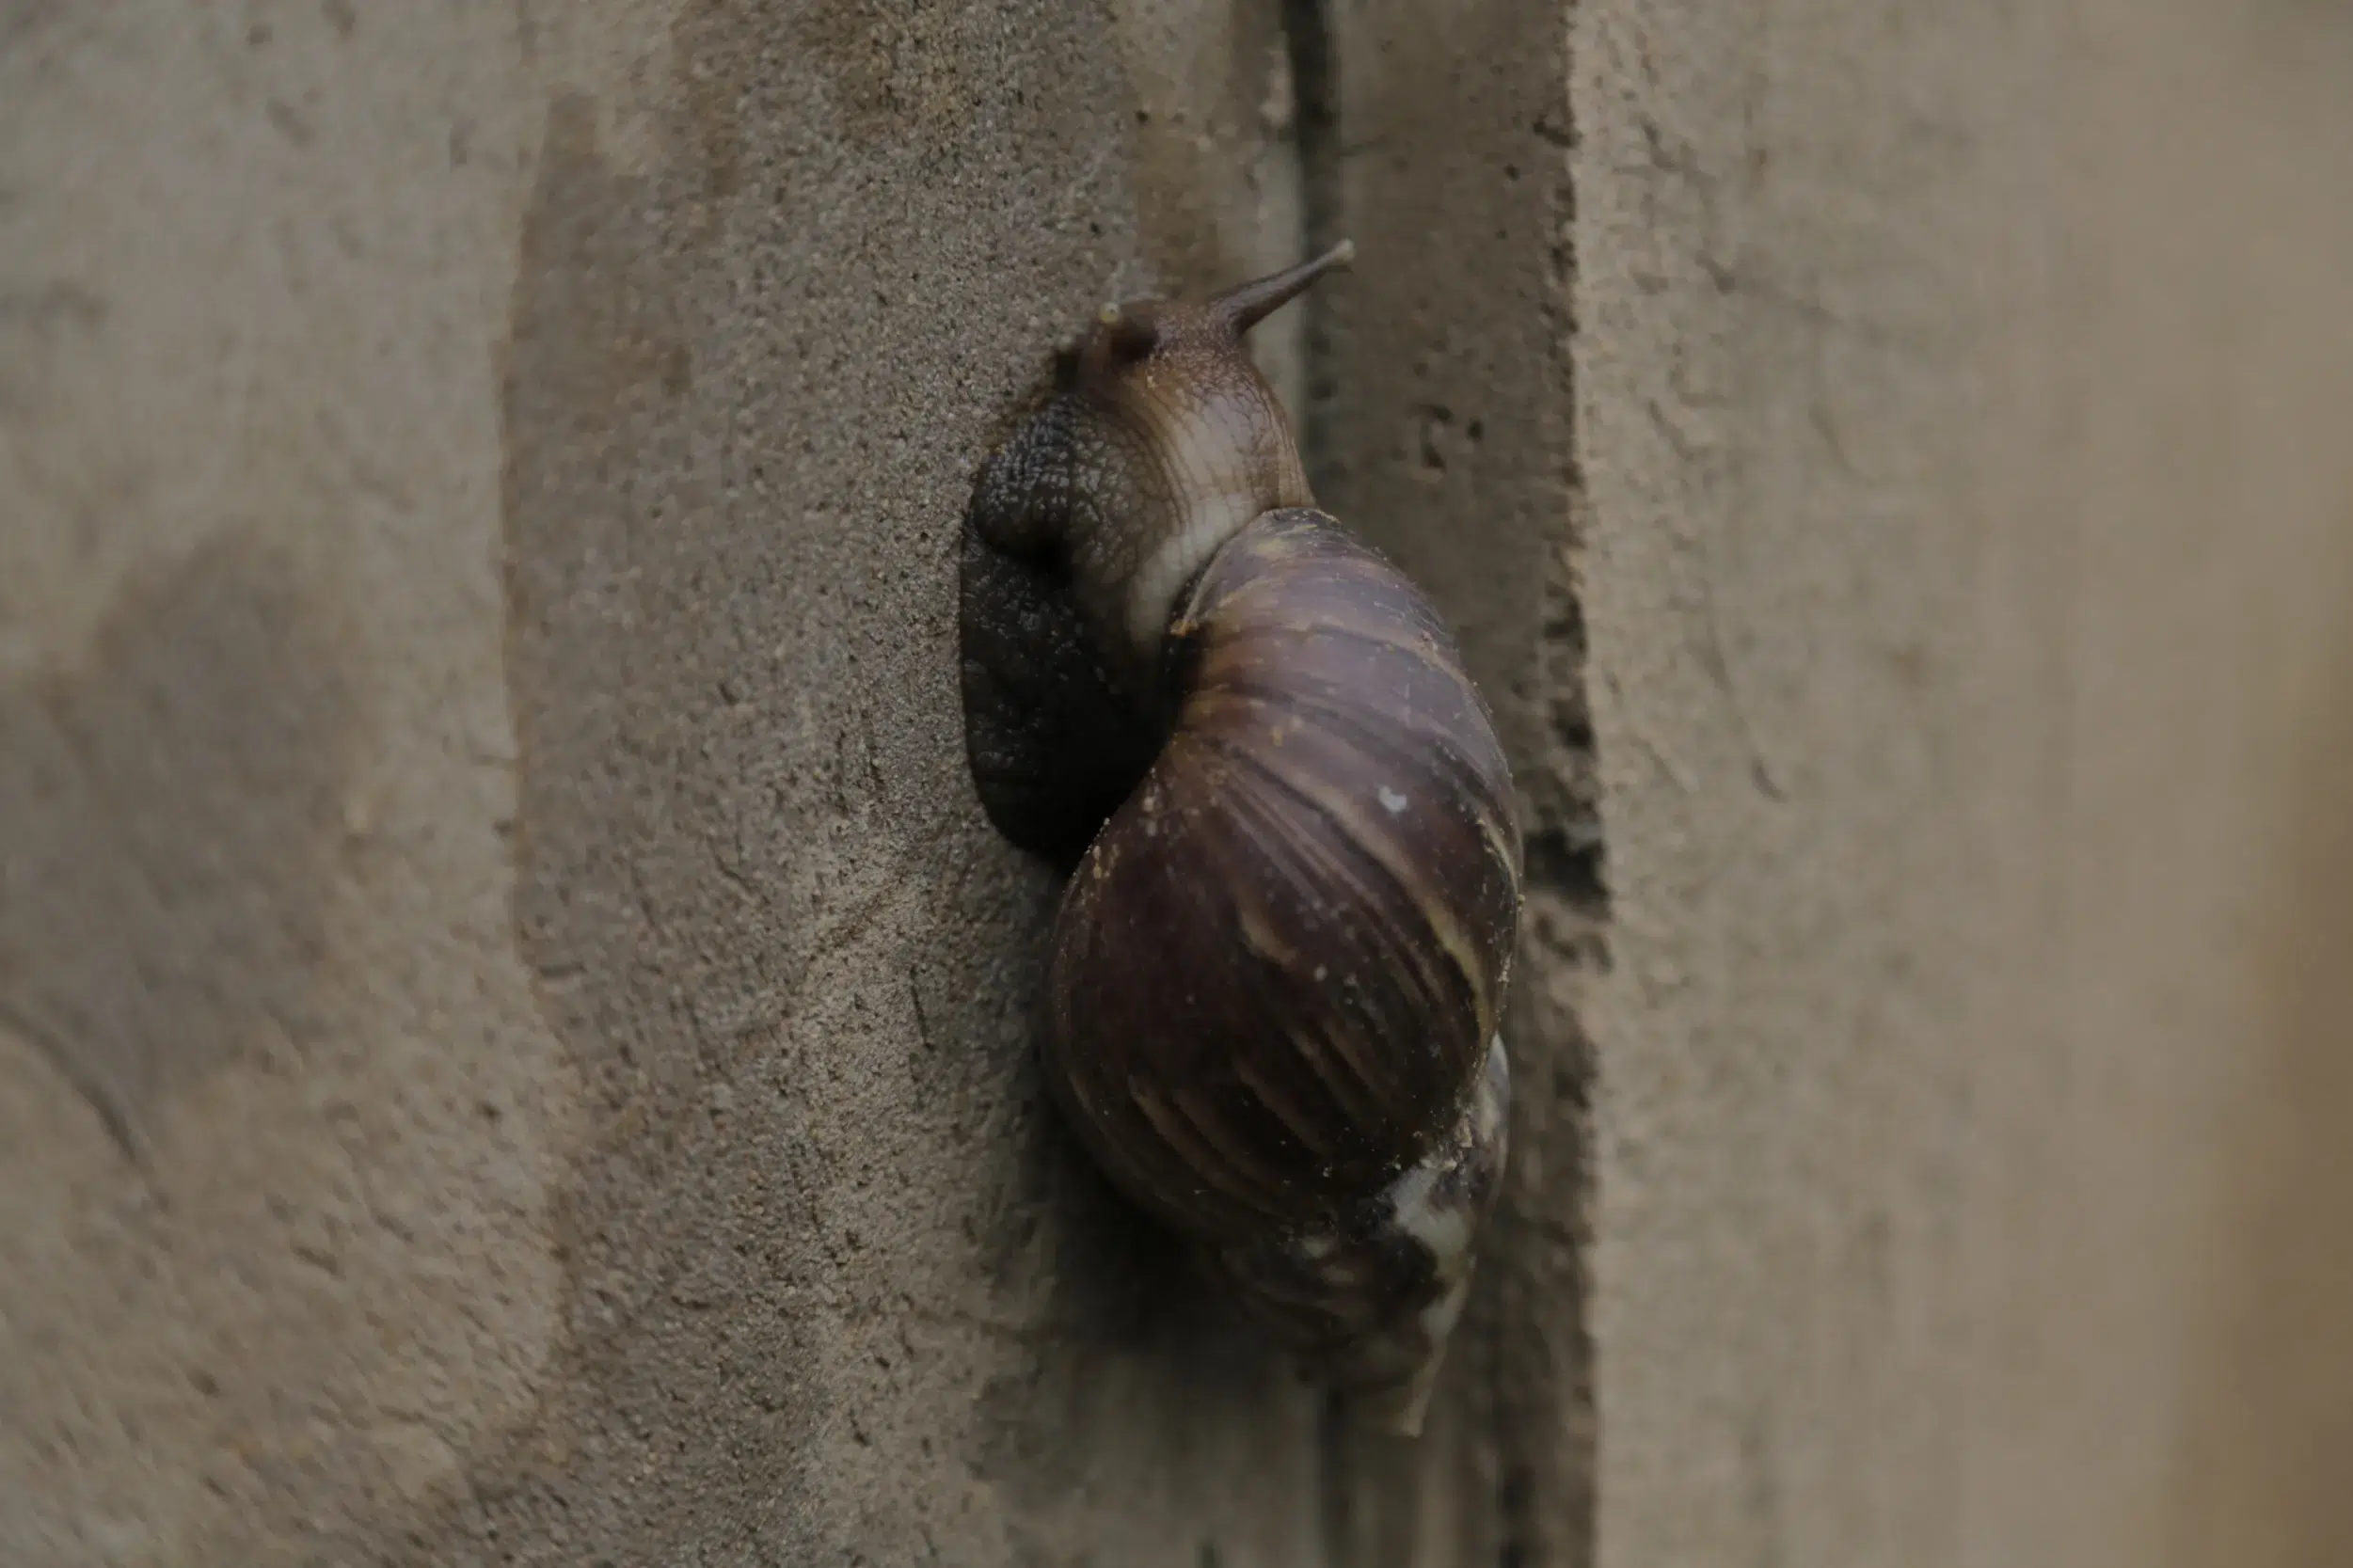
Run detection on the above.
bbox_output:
[1580,3,2353,1564]
[3,1,2347,1565]
[1,3,1580,1563]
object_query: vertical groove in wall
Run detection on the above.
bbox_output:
[1272,10,1368,1562]
[1493,6,1606,1561]
[1287,0,1603,1561]
[1503,459,1607,1568]
[1279,0,1341,486]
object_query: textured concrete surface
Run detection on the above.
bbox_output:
[1301,4,1597,1563]
[1579,2,2353,1564]
[2,2,1581,1564]
[9,0,2350,1564]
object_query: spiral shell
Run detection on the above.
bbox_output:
[1039,507,1521,1431]
[1202,1034,1510,1432]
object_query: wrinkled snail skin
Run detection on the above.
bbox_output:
[957,244,1524,1435]
[960,245,1343,866]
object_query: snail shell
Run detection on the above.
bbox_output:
[959,245,1523,1434]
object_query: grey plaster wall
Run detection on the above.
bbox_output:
[2,2,1583,1563]
[1579,2,2353,1564]
[6,0,2349,1565]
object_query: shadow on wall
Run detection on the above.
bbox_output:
[2176,538,2353,1565]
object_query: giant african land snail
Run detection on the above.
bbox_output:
[958,243,1521,1435]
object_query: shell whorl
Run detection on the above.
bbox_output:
[1041,509,1521,1240]
[1201,1035,1511,1436]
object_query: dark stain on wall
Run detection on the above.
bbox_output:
[0,536,357,1164]
[2175,547,2353,1566]
[369,68,834,1563]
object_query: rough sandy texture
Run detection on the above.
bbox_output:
[8,0,2349,1564]
[1578,2,2353,1564]
[2,1,1581,1563]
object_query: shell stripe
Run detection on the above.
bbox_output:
[1211,727,1496,1053]
[1128,1085,1295,1228]
[1196,729,1464,1124]
[1200,751,1416,1138]
[1196,772,1484,1195]
[1194,675,1517,890]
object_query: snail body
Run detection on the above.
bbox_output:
[958,244,1521,1434]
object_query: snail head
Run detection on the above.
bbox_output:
[1058,238,1357,401]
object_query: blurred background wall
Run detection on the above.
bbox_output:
[1579,5,2353,1565]
[2,2,2345,1564]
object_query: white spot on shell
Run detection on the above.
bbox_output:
[1388,1164,1475,1282]
[1377,786,1408,815]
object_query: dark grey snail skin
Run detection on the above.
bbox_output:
[957,244,1523,1436]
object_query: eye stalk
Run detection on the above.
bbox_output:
[1067,239,1356,391]
[1206,237,1355,336]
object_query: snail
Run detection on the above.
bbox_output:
[958,241,1522,1435]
